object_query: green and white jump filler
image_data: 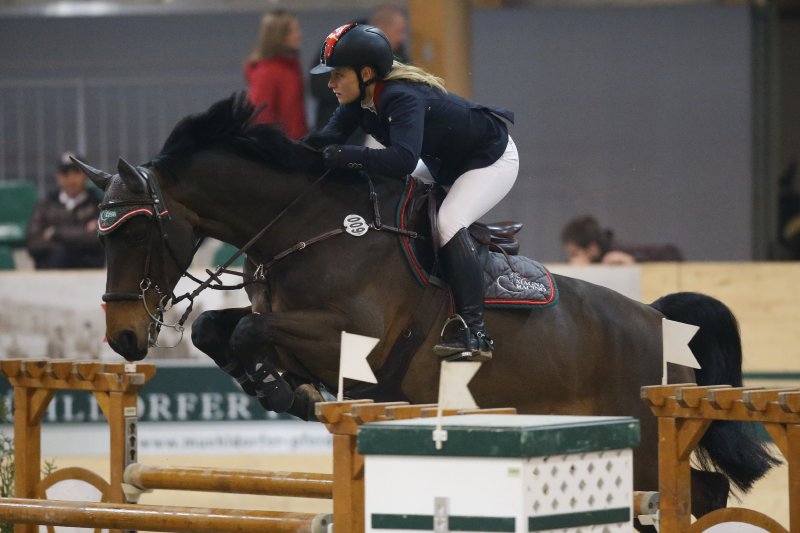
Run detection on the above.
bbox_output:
[359,414,640,532]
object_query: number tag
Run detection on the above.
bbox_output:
[344,214,369,237]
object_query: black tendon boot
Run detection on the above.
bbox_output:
[433,227,494,361]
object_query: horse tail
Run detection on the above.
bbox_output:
[650,291,781,493]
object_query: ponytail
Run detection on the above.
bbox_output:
[382,61,447,93]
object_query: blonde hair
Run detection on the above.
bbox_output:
[247,9,297,63]
[383,61,447,93]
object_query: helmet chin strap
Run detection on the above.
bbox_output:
[355,67,377,102]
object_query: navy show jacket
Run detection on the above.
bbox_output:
[304,80,514,186]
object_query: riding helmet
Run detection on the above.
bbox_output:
[310,23,394,77]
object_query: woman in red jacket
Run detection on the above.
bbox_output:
[245,9,308,139]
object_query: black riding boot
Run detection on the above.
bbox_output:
[433,227,494,361]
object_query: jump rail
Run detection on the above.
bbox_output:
[0,359,516,533]
[124,464,333,499]
[0,498,321,533]
[642,383,800,533]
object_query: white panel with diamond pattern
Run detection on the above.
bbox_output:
[524,449,632,532]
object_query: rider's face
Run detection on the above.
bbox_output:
[328,67,360,104]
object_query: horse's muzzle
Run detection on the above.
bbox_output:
[108,329,148,361]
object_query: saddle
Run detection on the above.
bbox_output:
[468,221,523,256]
[399,178,522,283]
[397,177,557,308]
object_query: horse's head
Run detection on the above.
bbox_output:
[75,157,197,361]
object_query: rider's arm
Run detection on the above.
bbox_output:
[322,91,423,178]
[303,104,359,149]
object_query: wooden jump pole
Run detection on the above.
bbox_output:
[0,498,320,533]
[124,464,333,499]
[642,383,800,533]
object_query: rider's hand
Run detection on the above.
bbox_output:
[322,145,343,169]
[322,145,366,170]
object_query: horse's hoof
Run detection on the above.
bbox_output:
[289,383,325,421]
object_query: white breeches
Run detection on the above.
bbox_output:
[412,136,519,245]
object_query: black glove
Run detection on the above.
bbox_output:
[322,145,343,169]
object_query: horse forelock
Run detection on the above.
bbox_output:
[150,92,322,181]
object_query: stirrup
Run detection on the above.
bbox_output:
[433,315,493,362]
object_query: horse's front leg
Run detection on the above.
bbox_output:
[230,309,348,420]
[191,306,256,394]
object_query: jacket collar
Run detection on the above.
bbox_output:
[373,80,386,107]
[361,81,386,115]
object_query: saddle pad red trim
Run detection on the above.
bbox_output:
[397,178,430,286]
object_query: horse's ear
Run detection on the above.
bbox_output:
[117,157,147,195]
[71,157,112,191]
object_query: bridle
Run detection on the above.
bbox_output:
[99,165,198,348]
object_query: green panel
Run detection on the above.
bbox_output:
[0,245,14,270]
[372,514,432,530]
[213,242,245,268]
[450,516,516,532]
[0,182,38,247]
[0,365,298,423]
[359,417,640,457]
[528,507,630,531]
[744,372,800,381]
[372,514,515,531]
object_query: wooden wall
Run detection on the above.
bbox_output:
[640,263,800,374]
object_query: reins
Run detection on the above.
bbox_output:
[106,160,423,350]
[170,168,334,326]
[172,171,421,328]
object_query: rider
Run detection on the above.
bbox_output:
[305,23,519,362]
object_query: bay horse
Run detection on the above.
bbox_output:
[81,93,777,523]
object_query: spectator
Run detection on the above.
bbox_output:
[26,151,104,269]
[309,4,409,131]
[777,161,800,259]
[561,215,684,265]
[369,4,410,64]
[245,9,308,139]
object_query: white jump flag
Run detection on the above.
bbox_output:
[434,361,481,450]
[662,318,701,385]
[338,331,379,402]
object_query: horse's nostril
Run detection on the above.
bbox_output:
[118,330,137,349]
[109,329,146,360]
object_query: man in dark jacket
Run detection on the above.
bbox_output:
[26,152,104,269]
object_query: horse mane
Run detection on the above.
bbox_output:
[151,92,323,180]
